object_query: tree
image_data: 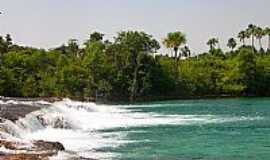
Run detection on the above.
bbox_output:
[181,46,191,58]
[207,38,219,51]
[247,24,257,48]
[227,38,237,51]
[90,32,104,42]
[66,39,80,57]
[163,31,187,59]
[83,35,108,98]
[2,27,270,101]
[264,27,270,51]
[0,36,6,55]
[254,26,265,51]
[115,31,160,101]
[238,48,257,95]
[0,34,13,55]
[238,31,248,46]
[84,32,105,53]
[5,34,12,47]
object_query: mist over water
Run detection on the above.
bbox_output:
[0,98,269,159]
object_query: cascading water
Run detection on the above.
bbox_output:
[0,98,264,159]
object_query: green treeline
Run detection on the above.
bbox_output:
[0,24,270,101]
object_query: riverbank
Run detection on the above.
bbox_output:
[1,94,261,105]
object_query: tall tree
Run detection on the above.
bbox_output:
[163,31,187,59]
[255,26,265,51]
[238,48,257,95]
[238,31,248,46]
[207,38,219,51]
[227,38,237,51]
[67,39,80,57]
[247,24,257,48]
[264,27,270,51]
[115,31,160,101]
[181,46,191,58]
[5,34,12,48]
[84,32,105,50]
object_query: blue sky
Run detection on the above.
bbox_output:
[1,0,269,54]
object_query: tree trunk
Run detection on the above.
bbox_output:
[268,35,270,51]
[174,47,178,59]
[130,50,138,102]
[252,36,255,48]
[174,47,179,81]
[130,66,139,102]
[210,44,214,51]
[259,38,262,50]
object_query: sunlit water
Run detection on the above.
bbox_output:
[1,98,270,159]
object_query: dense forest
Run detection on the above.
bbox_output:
[0,24,270,102]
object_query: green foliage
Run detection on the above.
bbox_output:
[163,31,186,58]
[0,28,270,101]
[207,38,219,51]
[227,38,237,51]
[237,48,257,95]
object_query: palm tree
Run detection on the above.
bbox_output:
[227,38,237,51]
[247,24,257,48]
[207,38,219,51]
[163,31,187,59]
[254,26,265,50]
[238,31,248,46]
[264,27,270,51]
[181,46,191,58]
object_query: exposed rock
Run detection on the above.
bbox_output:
[36,115,71,129]
[0,98,67,160]
[0,140,17,150]
[37,115,45,127]
[0,139,65,160]
[0,139,64,152]
[0,97,62,103]
[0,104,40,122]
[0,154,48,160]
[33,140,65,151]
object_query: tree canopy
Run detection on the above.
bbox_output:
[1,24,270,102]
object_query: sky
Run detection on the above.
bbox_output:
[1,0,270,54]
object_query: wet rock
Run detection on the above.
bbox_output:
[0,154,47,160]
[0,104,40,122]
[0,140,17,150]
[36,115,47,127]
[0,119,8,133]
[0,139,64,152]
[36,115,71,129]
[0,139,65,160]
[33,140,65,151]
[0,98,66,160]
[53,117,64,128]
[0,97,61,103]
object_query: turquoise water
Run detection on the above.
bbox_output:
[102,98,270,160]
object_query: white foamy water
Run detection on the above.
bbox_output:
[0,99,263,159]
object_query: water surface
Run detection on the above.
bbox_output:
[2,98,270,160]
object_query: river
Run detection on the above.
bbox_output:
[0,98,269,159]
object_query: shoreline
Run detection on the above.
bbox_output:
[1,95,267,105]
